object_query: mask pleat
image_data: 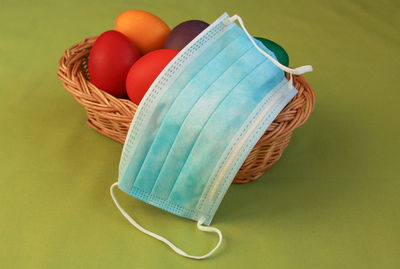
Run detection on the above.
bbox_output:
[150,47,267,201]
[167,61,285,211]
[131,33,252,194]
[118,25,242,194]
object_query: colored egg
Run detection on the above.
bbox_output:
[126,49,179,104]
[255,37,289,66]
[115,10,170,55]
[163,20,209,50]
[88,30,140,98]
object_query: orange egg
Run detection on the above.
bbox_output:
[115,10,170,55]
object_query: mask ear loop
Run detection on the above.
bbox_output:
[223,15,313,87]
[110,182,222,260]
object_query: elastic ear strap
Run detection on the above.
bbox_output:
[110,182,222,260]
[223,15,313,75]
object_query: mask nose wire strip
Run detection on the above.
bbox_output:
[110,182,223,260]
[223,14,313,76]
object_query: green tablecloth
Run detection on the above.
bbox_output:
[1,0,399,268]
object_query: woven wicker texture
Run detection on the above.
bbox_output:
[57,36,315,184]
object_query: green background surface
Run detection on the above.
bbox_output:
[1,0,399,268]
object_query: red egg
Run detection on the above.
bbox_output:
[88,30,140,98]
[126,49,179,104]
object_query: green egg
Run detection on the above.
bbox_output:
[255,37,289,66]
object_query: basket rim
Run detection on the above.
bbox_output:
[57,35,315,135]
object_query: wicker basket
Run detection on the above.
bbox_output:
[57,36,315,184]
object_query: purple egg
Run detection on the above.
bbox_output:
[163,20,209,50]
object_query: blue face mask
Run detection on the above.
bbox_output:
[110,12,312,259]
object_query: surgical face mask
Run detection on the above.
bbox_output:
[110,12,312,259]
